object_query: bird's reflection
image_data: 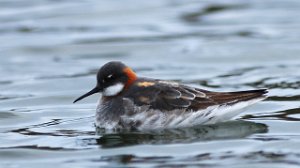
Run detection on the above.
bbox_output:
[87,120,268,148]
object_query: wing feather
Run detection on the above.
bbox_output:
[124,79,267,112]
[161,87,181,99]
[175,87,195,100]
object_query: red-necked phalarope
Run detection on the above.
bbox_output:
[74,61,268,130]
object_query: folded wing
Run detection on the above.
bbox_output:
[125,79,268,111]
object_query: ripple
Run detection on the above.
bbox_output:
[0,25,118,34]
[36,71,96,80]
[181,3,248,24]
[10,128,95,137]
[72,31,253,44]
[9,116,95,137]
[0,111,17,119]
[243,107,300,121]
[0,80,12,85]
[267,95,300,101]
[0,94,33,101]
[1,0,300,167]
[73,52,127,60]
[0,145,75,151]
[88,151,300,167]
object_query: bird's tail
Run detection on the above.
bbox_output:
[204,89,268,124]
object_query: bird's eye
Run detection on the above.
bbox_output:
[102,74,116,83]
[106,74,115,81]
[107,74,113,79]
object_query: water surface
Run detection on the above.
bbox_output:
[1,0,300,167]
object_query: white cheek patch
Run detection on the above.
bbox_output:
[103,83,125,96]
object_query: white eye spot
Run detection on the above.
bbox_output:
[107,74,113,79]
[103,83,124,96]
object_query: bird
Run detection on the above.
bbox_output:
[73,61,267,130]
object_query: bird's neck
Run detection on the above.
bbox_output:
[123,67,137,88]
[97,96,125,120]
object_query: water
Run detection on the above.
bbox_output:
[1,0,300,167]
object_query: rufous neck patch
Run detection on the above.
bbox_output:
[123,67,137,88]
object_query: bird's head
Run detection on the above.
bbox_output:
[73,61,137,103]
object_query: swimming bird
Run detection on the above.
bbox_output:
[73,61,267,130]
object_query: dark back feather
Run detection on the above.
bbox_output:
[123,78,268,112]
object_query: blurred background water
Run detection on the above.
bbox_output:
[1,0,300,167]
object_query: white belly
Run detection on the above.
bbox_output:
[95,97,264,130]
